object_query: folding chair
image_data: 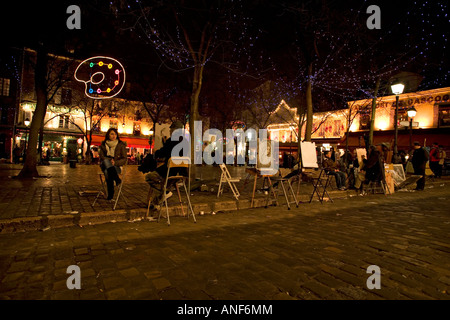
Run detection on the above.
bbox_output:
[152,157,196,226]
[217,164,240,201]
[309,168,334,204]
[92,165,127,211]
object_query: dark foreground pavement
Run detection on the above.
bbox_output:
[0,179,449,301]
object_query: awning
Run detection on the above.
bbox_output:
[340,128,450,149]
[90,135,151,148]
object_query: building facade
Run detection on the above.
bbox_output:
[266,87,450,162]
[7,48,163,163]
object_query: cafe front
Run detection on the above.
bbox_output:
[266,87,450,163]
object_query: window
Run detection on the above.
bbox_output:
[438,105,450,127]
[23,111,32,125]
[58,115,71,129]
[61,89,72,105]
[0,78,10,96]
[109,119,118,129]
[52,88,62,104]
[1,106,8,125]
[392,107,409,127]
[398,108,409,123]
[359,111,370,130]
[133,122,141,136]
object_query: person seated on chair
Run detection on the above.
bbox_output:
[144,120,186,209]
[99,128,127,200]
[354,154,366,193]
[363,145,383,185]
[322,150,347,190]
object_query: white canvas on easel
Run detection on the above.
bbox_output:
[155,123,171,152]
[257,139,278,175]
[300,141,318,168]
[355,148,367,168]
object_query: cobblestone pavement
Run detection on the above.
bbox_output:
[0,177,449,300]
[0,162,357,233]
[0,163,284,220]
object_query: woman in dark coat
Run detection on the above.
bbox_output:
[411,141,429,191]
[364,145,382,183]
[99,128,127,200]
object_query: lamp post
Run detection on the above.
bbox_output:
[23,118,30,162]
[391,82,405,163]
[407,106,417,152]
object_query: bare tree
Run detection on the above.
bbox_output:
[17,47,75,178]
[112,0,258,160]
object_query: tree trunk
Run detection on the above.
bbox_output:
[305,64,313,141]
[304,64,314,142]
[368,77,381,146]
[189,65,203,162]
[38,118,44,164]
[18,45,48,178]
[296,111,303,164]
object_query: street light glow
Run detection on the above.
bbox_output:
[407,106,417,118]
[391,83,405,96]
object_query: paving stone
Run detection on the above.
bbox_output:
[152,277,172,290]
[0,165,449,301]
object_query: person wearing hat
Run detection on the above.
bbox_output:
[411,141,429,191]
[144,120,186,208]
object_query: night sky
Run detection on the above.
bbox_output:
[1,0,448,111]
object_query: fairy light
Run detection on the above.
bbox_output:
[109,0,448,120]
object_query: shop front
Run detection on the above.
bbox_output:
[90,134,151,164]
[43,132,84,163]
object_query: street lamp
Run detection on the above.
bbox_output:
[407,106,417,151]
[23,118,30,162]
[391,82,405,163]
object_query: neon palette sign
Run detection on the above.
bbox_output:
[74,56,126,99]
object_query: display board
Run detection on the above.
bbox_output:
[257,139,278,175]
[355,148,367,168]
[300,141,318,168]
[154,123,171,152]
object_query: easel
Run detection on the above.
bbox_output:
[301,142,333,204]
[248,168,278,208]
[249,139,279,208]
[309,168,334,203]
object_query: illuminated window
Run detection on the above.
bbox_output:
[359,111,370,130]
[61,89,72,105]
[59,115,70,129]
[0,78,10,96]
[438,105,450,127]
[133,122,141,136]
[109,119,118,129]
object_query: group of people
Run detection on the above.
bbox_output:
[98,123,446,202]
[322,145,385,193]
[322,141,440,192]
[98,121,185,206]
